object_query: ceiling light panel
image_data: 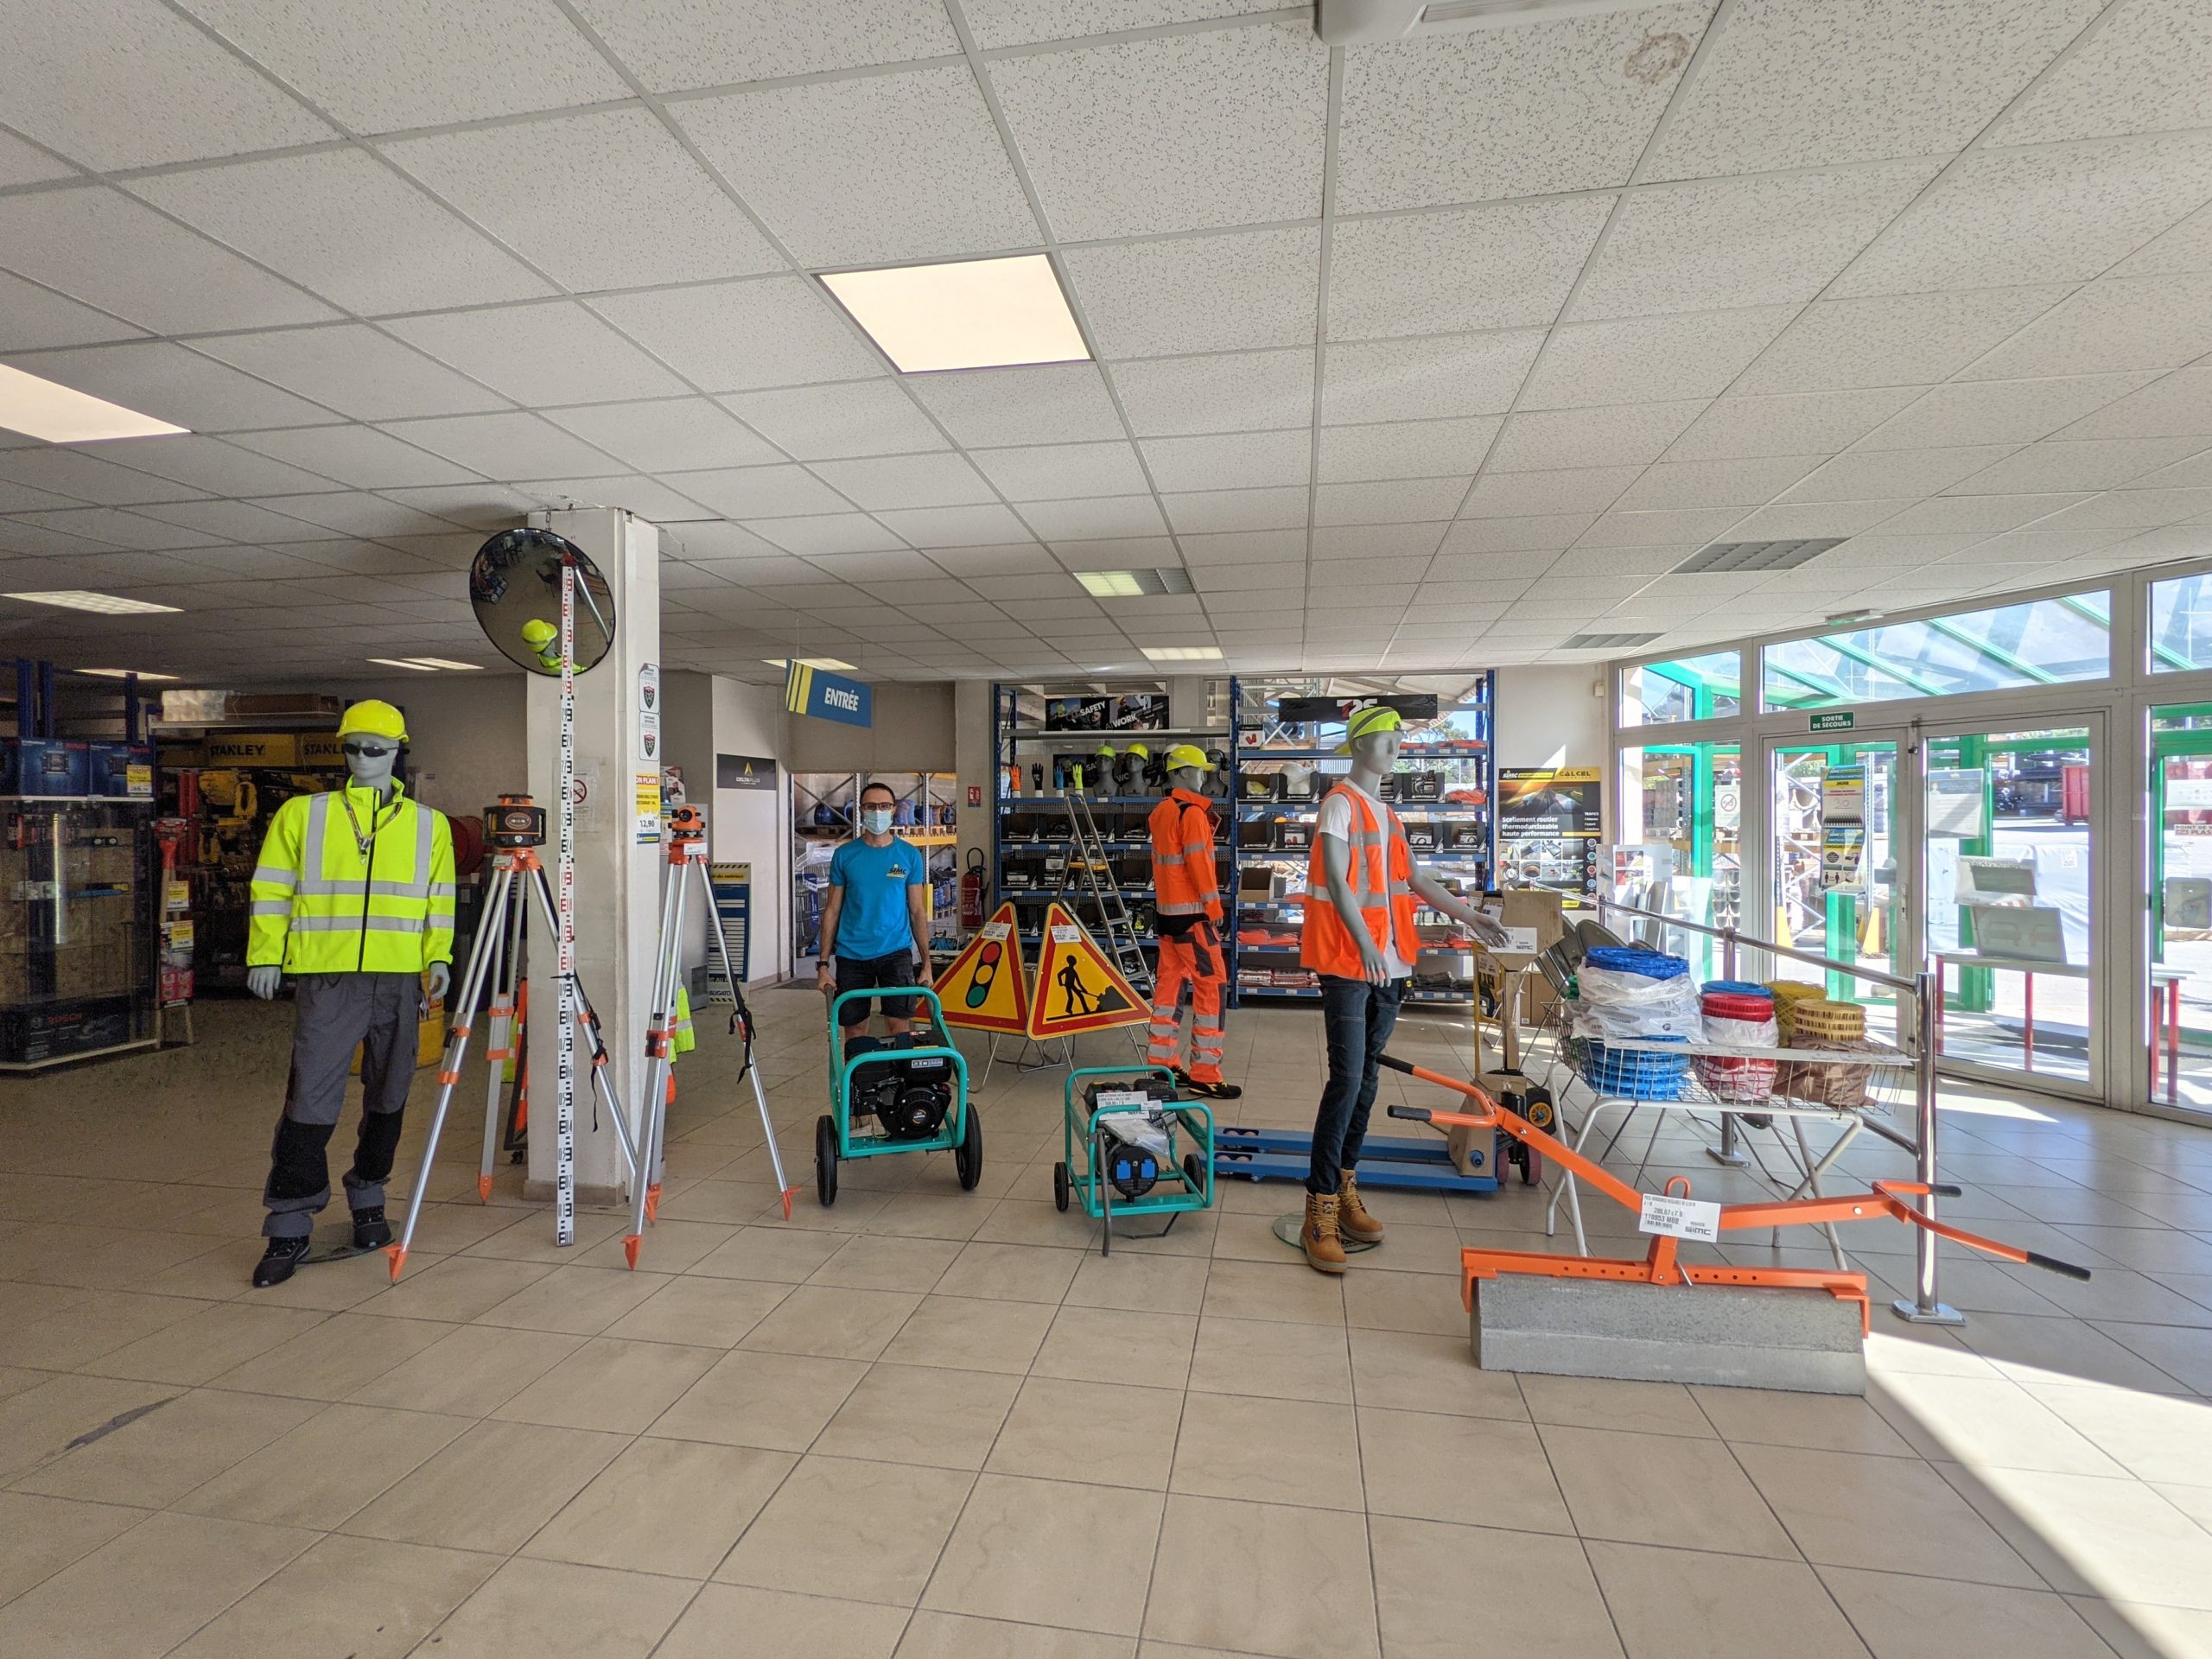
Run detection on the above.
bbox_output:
[367,658,440,671]
[404,658,485,671]
[3,590,181,615]
[821,255,1090,375]
[763,657,857,671]
[0,363,189,443]
[1076,569,1195,598]
[1142,645,1224,661]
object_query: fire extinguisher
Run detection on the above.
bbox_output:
[959,846,986,932]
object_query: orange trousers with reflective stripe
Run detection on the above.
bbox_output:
[1147,919,1228,1084]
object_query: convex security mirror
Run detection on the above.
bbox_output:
[470,526,619,676]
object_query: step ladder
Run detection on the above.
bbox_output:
[1064,790,1154,998]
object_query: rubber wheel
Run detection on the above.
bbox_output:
[1052,1160,1071,1212]
[1183,1151,1208,1198]
[815,1114,838,1207]
[1521,1147,1542,1186]
[954,1103,984,1192]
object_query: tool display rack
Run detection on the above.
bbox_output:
[791,770,960,975]
[1231,673,1497,1009]
[989,675,1497,1010]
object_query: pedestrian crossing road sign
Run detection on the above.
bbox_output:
[1027,902,1146,1039]
[932,902,1031,1035]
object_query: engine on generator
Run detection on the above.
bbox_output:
[847,1034,955,1140]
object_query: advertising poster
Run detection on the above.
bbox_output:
[1499,766,1602,907]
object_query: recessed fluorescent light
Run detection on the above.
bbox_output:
[821,253,1089,374]
[1142,646,1224,662]
[764,657,856,671]
[0,363,188,443]
[367,658,440,671]
[76,668,180,681]
[1077,569,1194,598]
[3,590,181,615]
[402,658,484,671]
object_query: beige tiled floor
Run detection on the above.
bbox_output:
[3,995,2212,1656]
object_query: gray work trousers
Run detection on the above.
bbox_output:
[261,972,421,1239]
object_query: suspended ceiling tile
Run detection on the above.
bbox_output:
[386,301,687,409]
[1961,274,2212,379]
[1723,499,1920,540]
[1310,524,1448,560]
[1438,515,1595,555]
[379,483,542,529]
[0,447,212,507]
[0,272,147,355]
[1989,0,2212,146]
[1733,285,2070,394]
[1458,466,1640,520]
[2109,201,2212,280]
[2125,448,2212,491]
[0,130,75,188]
[1322,331,1545,426]
[1138,430,1310,494]
[810,452,996,511]
[907,364,1126,448]
[659,522,790,563]
[188,326,508,426]
[2057,368,2212,441]
[874,503,1033,547]
[590,278,880,396]
[1612,454,1824,512]
[572,0,956,89]
[970,442,1150,502]
[657,463,849,518]
[132,150,556,318]
[541,398,780,474]
[1017,497,1171,542]
[1105,350,1314,442]
[1833,137,2212,299]
[10,506,225,551]
[242,491,465,539]
[1521,307,1795,410]
[0,187,338,336]
[964,0,1286,50]
[1573,508,1741,549]
[1317,418,1499,485]
[1855,492,2084,536]
[1643,0,2104,181]
[513,474,719,520]
[1947,437,2209,497]
[227,425,480,490]
[2,340,334,434]
[1328,198,1611,340]
[677,66,1038,266]
[377,411,620,479]
[1664,388,1922,462]
[918,543,1057,575]
[1549,545,1697,578]
[181,0,629,132]
[1853,373,2158,453]
[1573,162,1941,321]
[102,435,340,499]
[1314,479,1470,527]
[1160,486,1308,534]
[385,107,781,292]
[1062,227,1319,359]
[1333,4,1707,213]
[2032,486,2212,531]
[989,23,1328,240]
[1783,443,2020,503]
[718,381,945,463]
[2,0,334,169]
[1177,528,1306,564]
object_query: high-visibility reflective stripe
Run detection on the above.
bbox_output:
[250,864,296,891]
[302,792,332,878]
[289,913,427,933]
[414,805,433,893]
[295,876,425,898]
[1156,899,1209,915]
[429,880,456,899]
[249,899,290,916]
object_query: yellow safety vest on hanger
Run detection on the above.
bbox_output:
[248,781,456,974]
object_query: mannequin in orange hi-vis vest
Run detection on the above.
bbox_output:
[1296,705,1510,1275]
[1145,745,1242,1102]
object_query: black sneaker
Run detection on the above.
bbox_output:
[252,1235,313,1288]
[1184,1077,1243,1102]
[351,1206,392,1250]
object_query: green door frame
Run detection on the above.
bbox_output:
[1770,738,1901,1000]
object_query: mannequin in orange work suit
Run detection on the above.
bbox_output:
[1146,745,1241,1103]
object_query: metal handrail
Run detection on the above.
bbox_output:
[1586,895,1961,1327]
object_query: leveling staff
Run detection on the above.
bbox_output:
[817,780,931,1042]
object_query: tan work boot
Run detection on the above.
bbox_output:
[1338,1172,1384,1243]
[1300,1191,1347,1274]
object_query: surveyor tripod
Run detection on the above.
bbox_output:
[624,804,798,1266]
[385,795,639,1280]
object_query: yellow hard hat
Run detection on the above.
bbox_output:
[1123,741,1151,759]
[520,619,556,648]
[338,698,409,743]
[1095,741,1118,756]
[1163,742,1214,772]
[1336,705,1402,755]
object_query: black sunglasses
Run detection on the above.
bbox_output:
[342,741,397,758]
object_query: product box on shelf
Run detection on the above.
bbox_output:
[1271,820,1313,853]
[1402,819,1438,853]
[1274,771,1318,802]
[1445,822,1487,851]
[2,739,91,798]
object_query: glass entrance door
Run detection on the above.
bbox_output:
[2150,708,2212,1113]
[1764,738,1906,1021]
[1922,721,2100,1091]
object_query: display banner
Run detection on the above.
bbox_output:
[785,662,873,728]
[1499,766,1602,908]
[716,753,779,791]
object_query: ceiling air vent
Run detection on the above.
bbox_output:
[1560,631,1662,651]
[1674,538,1846,575]
[1316,0,1677,42]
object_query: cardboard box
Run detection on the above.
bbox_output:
[1490,887,1567,1023]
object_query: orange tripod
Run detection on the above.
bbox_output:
[1376,1054,2091,1332]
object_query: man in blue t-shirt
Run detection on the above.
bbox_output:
[816,779,931,1041]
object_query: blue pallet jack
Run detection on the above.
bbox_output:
[1212,1124,1503,1192]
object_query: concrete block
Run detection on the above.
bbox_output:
[1472,1274,1866,1395]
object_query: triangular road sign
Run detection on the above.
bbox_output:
[1028,902,1146,1039]
[934,902,1031,1035]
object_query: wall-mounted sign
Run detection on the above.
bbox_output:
[785,661,872,728]
[639,662,660,763]
[716,753,779,791]
[1809,711,1854,733]
[635,772,661,844]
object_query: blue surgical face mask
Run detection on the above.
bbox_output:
[861,808,893,835]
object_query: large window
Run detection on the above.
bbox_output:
[1762,592,2110,711]
[2149,573,2212,672]
[1620,652,1741,726]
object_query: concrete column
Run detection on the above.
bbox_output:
[524,507,662,1206]
[954,680,994,912]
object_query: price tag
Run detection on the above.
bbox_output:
[1051,924,1080,944]
[1638,1192,1722,1243]
[982,920,1010,942]
[1095,1089,1149,1109]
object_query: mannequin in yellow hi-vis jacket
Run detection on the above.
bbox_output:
[245,700,454,1287]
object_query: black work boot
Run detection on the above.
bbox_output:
[252,1235,313,1288]
[351,1205,392,1250]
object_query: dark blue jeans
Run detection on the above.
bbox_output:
[1309,974,1403,1194]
